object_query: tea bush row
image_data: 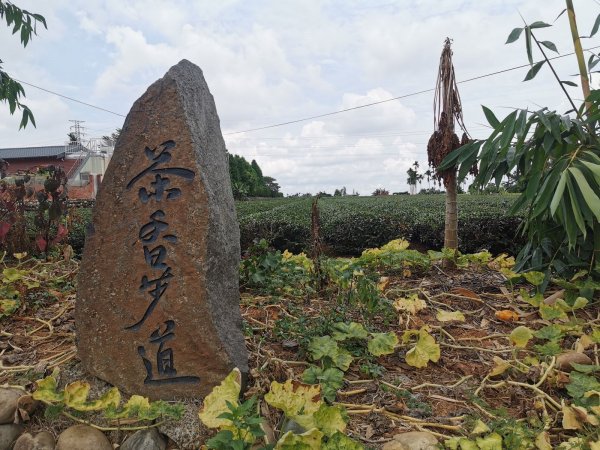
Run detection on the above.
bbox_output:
[68,194,524,256]
[237,194,524,256]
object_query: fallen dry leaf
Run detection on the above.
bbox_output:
[495,310,519,322]
[451,287,480,299]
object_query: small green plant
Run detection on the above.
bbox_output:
[301,323,398,401]
[33,370,183,429]
[199,369,364,449]
[206,397,268,450]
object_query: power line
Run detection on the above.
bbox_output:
[224,45,600,135]
[13,79,127,118]
[14,45,600,133]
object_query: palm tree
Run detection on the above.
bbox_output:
[427,38,476,257]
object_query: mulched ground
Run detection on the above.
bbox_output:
[1,258,598,448]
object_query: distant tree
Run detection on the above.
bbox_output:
[334,189,341,196]
[101,128,121,147]
[228,153,282,199]
[0,2,47,128]
[372,188,389,196]
[67,132,78,143]
[263,176,283,197]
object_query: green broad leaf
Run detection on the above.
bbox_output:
[367,332,398,357]
[529,21,551,29]
[476,432,503,450]
[302,367,344,403]
[322,432,365,449]
[331,322,368,341]
[302,366,324,385]
[539,40,558,53]
[550,171,568,216]
[275,428,324,449]
[265,379,321,430]
[436,310,466,322]
[313,404,348,436]
[0,299,19,318]
[3,267,26,283]
[455,438,479,450]
[404,328,440,368]
[534,340,562,356]
[333,348,353,371]
[509,326,533,348]
[556,296,588,312]
[571,363,600,374]
[566,371,600,405]
[33,373,64,403]
[522,271,545,286]
[539,302,568,320]
[198,368,242,429]
[63,381,120,411]
[523,61,545,81]
[506,27,524,44]
[534,324,563,340]
[568,167,600,222]
[471,419,491,435]
[482,105,500,128]
[309,336,339,362]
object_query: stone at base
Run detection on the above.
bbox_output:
[382,431,438,450]
[159,402,212,450]
[0,389,22,424]
[0,424,24,450]
[56,424,112,450]
[121,428,166,450]
[13,431,55,450]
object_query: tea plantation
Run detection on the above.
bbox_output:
[67,194,522,256]
[237,194,523,256]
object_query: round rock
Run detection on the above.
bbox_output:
[382,431,439,450]
[0,389,22,424]
[121,428,166,450]
[56,424,112,450]
[0,423,24,450]
[13,431,55,450]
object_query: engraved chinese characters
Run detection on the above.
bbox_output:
[127,140,200,386]
[76,60,248,400]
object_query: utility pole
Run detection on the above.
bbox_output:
[69,119,86,145]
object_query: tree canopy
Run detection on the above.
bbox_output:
[228,153,283,199]
[0,1,46,129]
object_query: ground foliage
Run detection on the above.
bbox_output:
[0,240,598,448]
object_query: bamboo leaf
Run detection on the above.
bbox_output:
[523,61,545,81]
[569,167,600,222]
[482,105,500,128]
[506,27,524,44]
[590,14,600,38]
[560,80,578,87]
[550,171,567,216]
[565,174,587,237]
[539,40,558,53]
[525,27,533,65]
[529,21,552,29]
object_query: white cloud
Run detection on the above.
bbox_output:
[3,0,599,195]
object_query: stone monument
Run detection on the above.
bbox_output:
[75,60,248,400]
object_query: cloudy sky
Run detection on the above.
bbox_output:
[1,0,599,195]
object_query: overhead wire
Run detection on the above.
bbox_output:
[10,45,600,146]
